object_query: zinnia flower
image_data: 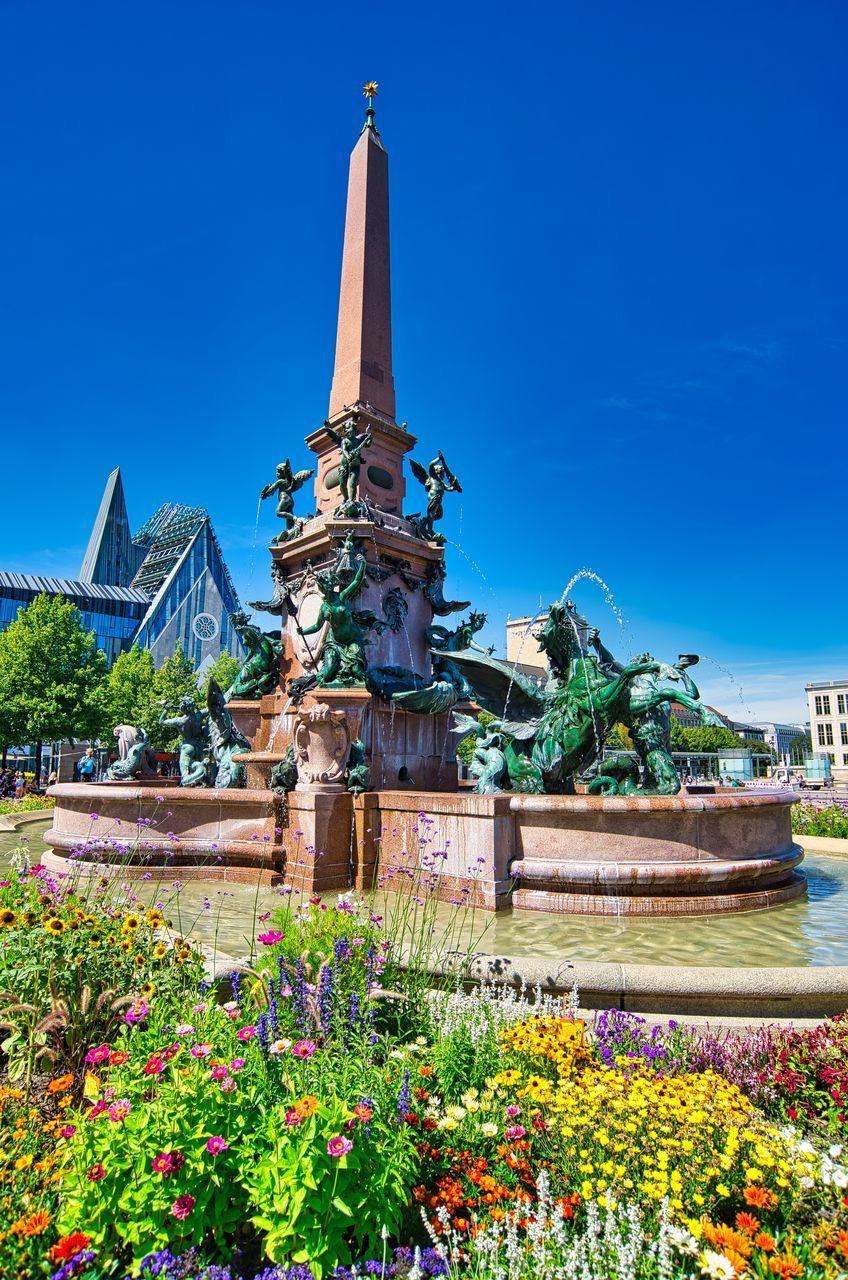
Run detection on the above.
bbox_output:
[175,1023,195,1036]
[284,1108,302,1127]
[269,1038,292,1055]
[86,1162,106,1182]
[47,1073,74,1094]
[48,1232,91,1262]
[292,1039,316,1059]
[257,929,284,946]
[171,1193,195,1220]
[205,1136,229,1154]
[151,1150,185,1176]
[327,1135,353,1158]
[108,1099,132,1122]
[191,1043,213,1058]
[237,1026,256,1042]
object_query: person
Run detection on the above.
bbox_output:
[78,747,97,784]
[47,769,58,788]
[13,771,26,800]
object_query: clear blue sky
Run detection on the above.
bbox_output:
[1,1,845,723]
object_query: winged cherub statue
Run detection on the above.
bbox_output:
[261,459,314,544]
[408,451,462,541]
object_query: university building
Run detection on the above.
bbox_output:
[806,679,848,779]
[0,467,244,670]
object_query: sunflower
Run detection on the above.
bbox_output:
[119,939,132,953]
[134,954,146,968]
[44,918,65,936]
[145,909,164,928]
[152,942,168,959]
[107,933,117,946]
[88,934,102,949]
[139,982,156,998]
[0,908,18,928]
[121,914,141,932]
[21,910,37,927]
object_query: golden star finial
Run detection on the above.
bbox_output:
[363,81,379,103]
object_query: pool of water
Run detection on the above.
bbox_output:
[7,821,848,968]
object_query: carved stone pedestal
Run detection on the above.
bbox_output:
[292,688,371,793]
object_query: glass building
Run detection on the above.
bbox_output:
[0,469,245,670]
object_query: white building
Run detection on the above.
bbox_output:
[806,679,848,781]
[752,722,807,763]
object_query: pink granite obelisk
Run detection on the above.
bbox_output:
[328,103,395,421]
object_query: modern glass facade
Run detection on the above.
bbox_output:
[0,574,148,666]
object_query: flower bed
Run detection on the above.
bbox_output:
[791,802,848,841]
[0,835,846,1280]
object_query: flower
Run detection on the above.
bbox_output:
[699,1250,736,1279]
[124,1001,149,1024]
[171,1193,195,1220]
[211,1064,228,1080]
[10,1208,50,1237]
[292,1040,316,1059]
[44,917,66,935]
[258,929,284,946]
[48,1232,92,1263]
[505,1125,526,1140]
[60,1124,76,1139]
[191,1043,213,1058]
[175,1023,195,1036]
[237,1026,256,1042]
[327,1135,353,1157]
[108,1099,132,1122]
[205,1136,229,1154]
[86,1162,106,1182]
[47,1073,74,1094]
[285,1108,302,1127]
[220,1076,237,1092]
[297,1095,319,1117]
[0,907,17,927]
[230,1057,246,1072]
[269,1038,292,1055]
[353,1102,373,1122]
[151,1150,185,1176]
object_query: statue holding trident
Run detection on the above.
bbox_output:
[260,459,314,544]
[408,452,462,542]
[294,552,370,686]
[325,416,373,517]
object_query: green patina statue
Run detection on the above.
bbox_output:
[346,739,372,795]
[270,744,298,794]
[294,547,370,687]
[451,712,509,793]
[261,459,314,544]
[159,697,208,788]
[426,610,492,654]
[207,678,250,789]
[442,601,721,796]
[225,612,283,701]
[326,417,372,518]
[408,452,462,542]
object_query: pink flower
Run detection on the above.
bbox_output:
[151,1150,185,1176]
[237,1026,256,1042]
[171,1193,195,1220]
[504,1104,521,1119]
[60,1125,76,1139]
[191,1043,213,1058]
[124,1001,149,1025]
[108,1099,132,1122]
[257,929,284,946]
[143,1056,165,1076]
[284,1108,302,1127]
[205,1136,229,1155]
[327,1135,353,1158]
[86,1162,106,1182]
[269,1039,291,1056]
[229,1058,245,1073]
[220,1077,237,1093]
[505,1125,526,1141]
[175,1023,195,1036]
[85,1044,111,1065]
[211,1064,228,1080]
[192,1002,208,1014]
[292,1040,316,1059]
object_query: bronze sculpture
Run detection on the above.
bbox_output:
[159,697,208,788]
[260,459,314,544]
[408,452,462,542]
[225,612,282,701]
[326,417,372,517]
[207,679,251,789]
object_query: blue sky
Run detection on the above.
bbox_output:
[1,1,845,723]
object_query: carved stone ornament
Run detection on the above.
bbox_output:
[293,701,353,792]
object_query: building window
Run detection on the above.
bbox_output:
[844,754,848,767]
[818,725,827,745]
[825,724,834,746]
[842,723,848,746]
[829,753,836,764]
[839,694,847,715]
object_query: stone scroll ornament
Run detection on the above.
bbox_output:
[326,416,373,518]
[225,611,283,701]
[438,602,727,797]
[260,459,314,545]
[293,702,353,789]
[407,451,462,543]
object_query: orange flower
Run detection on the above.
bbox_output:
[49,1232,92,1262]
[418,1065,433,1078]
[736,1211,761,1236]
[755,1232,776,1253]
[46,1074,74,1094]
[744,1185,778,1210]
[11,1208,50,1237]
[296,1095,318,1118]
[769,1255,804,1279]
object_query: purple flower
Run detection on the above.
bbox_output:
[205,1136,229,1155]
[327,1134,353,1157]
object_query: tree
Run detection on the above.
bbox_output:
[104,646,157,738]
[0,593,108,781]
[198,651,242,705]
[737,737,775,760]
[150,648,202,750]
[788,733,812,765]
[456,711,496,766]
[670,724,739,755]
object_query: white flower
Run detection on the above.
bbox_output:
[667,1223,698,1256]
[797,1139,816,1156]
[833,1166,848,1188]
[829,1144,844,1159]
[389,1049,405,1060]
[800,1175,815,1189]
[699,1250,737,1279]
[481,1122,498,1137]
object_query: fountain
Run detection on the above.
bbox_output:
[44,92,804,920]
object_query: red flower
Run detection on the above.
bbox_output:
[48,1232,91,1262]
[86,1163,105,1182]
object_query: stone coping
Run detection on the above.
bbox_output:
[797,833,848,857]
[0,808,55,833]
[47,782,274,803]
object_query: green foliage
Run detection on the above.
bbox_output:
[456,710,497,766]
[198,651,242,704]
[792,802,848,839]
[150,647,202,750]
[736,737,775,759]
[670,724,739,754]
[789,733,813,764]
[104,645,157,736]
[0,593,107,746]
[0,794,55,814]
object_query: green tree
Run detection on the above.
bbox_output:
[150,647,202,750]
[456,711,497,766]
[104,645,157,735]
[0,593,108,781]
[788,733,812,765]
[737,737,775,760]
[671,724,739,755]
[198,651,242,705]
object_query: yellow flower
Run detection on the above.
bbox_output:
[146,909,164,928]
[153,942,168,959]
[119,939,132,952]
[44,918,65,936]
[139,982,155,997]
[122,914,141,932]
[14,1154,33,1170]
[0,909,17,928]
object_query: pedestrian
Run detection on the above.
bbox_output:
[78,747,97,784]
